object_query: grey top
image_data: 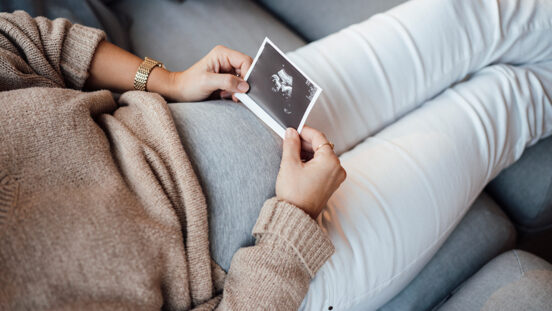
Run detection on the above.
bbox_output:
[169,100,283,271]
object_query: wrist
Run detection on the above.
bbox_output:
[146,66,172,98]
[276,195,320,219]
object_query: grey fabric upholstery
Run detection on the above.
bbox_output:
[0,0,130,49]
[169,100,282,271]
[113,0,305,71]
[379,193,516,311]
[487,135,552,231]
[438,250,552,311]
[256,0,409,41]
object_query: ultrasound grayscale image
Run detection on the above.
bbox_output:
[245,40,319,130]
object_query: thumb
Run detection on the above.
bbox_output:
[281,128,301,164]
[206,73,249,94]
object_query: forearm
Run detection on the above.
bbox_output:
[85,40,172,96]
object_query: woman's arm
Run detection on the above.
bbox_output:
[217,127,346,310]
[85,41,252,102]
[0,10,251,101]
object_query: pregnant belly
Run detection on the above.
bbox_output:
[169,100,282,271]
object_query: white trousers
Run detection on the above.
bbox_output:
[287,0,552,309]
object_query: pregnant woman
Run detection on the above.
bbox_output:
[1,0,552,310]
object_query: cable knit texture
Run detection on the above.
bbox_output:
[0,11,334,310]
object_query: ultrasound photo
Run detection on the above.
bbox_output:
[235,38,322,138]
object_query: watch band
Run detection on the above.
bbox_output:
[133,57,164,91]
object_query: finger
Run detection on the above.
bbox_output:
[281,128,302,165]
[206,72,249,94]
[300,149,314,162]
[298,126,316,152]
[301,138,313,153]
[220,90,232,99]
[214,45,253,77]
[299,126,331,155]
[340,167,347,183]
[227,49,253,78]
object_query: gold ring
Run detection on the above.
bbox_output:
[315,142,335,152]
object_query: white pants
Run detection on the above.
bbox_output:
[287,0,552,309]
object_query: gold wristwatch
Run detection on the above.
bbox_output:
[133,57,165,91]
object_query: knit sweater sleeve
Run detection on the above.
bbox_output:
[0,10,105,90]
[216,198,335,310]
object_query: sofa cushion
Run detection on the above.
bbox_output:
[379,193,516,311]
[0,0,129,49]
[438,250,552,310]
[486,135,552,231]
[112,0,305,71]
[256,0,409,41]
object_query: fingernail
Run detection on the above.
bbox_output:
[285,128,294,138]
[238,81,249,92]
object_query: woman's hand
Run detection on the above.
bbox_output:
[276,127,347,219]
[85,41,252,102]
[163,45,253,102]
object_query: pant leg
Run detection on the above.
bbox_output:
[300,62,552,310]
[287,0,552,154]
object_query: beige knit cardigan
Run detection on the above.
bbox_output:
[0,11,334,310]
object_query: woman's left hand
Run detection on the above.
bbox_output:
[163,45,253,102]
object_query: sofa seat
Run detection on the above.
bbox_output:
[438,250,552,310]
[379,193,515,311]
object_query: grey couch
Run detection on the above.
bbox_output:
[6,0,551,309]
[112,0,552,308]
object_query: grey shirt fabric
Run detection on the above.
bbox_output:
[169,100,283,271]
[439,250,552,310]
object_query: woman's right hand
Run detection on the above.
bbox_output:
[276,126,347,219]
